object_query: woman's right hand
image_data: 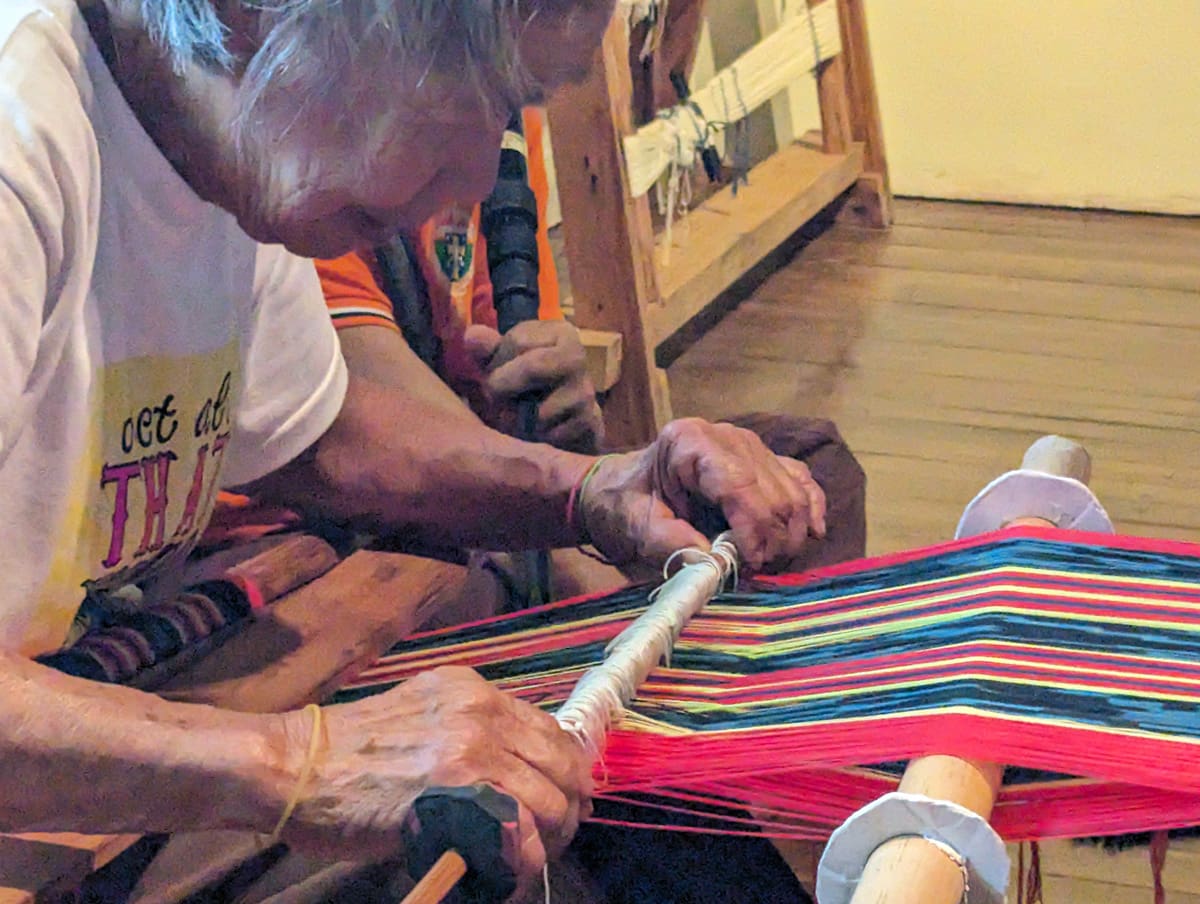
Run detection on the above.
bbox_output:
[272,666,592,886]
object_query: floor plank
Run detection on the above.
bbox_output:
[669,198,1200,555]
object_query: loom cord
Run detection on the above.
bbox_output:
[331,527,1200,843]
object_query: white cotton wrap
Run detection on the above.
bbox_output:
[622,4,843,197]
[816,792,1010,904]
[955,470,1113,539]
[554,534,738,759]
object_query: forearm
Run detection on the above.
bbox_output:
[336,326,475,422]
[253,374,595,551]
[0,652,290,835]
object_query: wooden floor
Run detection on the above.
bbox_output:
[668,198,1200,902]
[669,198,1200,557]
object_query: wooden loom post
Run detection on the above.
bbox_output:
[848,437,1093,904]
[810,0,854,156]
[832,0,892,227]
[547,11,673,447]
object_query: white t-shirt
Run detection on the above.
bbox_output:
[0,0,348,656]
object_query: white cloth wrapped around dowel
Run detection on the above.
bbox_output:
[555,533,738,759]
[817,792,1009,904]
[955,470,1113,539]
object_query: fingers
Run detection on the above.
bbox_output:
[652,419,826,570]
[538,381,603,453]
[638,510,711,564]
[483,321,587,400]
[463,324,503,368]
[500,692,594,808]
[293,666,591,885]
[488,751,576,865]
[485,320,566,369]
[783,458,827,538]
[489,343,586,400]
[510,805,548,901]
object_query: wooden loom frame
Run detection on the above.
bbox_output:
[548,0,892,446]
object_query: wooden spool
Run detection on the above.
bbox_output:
[848,435,1093,904]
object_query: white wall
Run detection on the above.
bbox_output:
[545,1,1200,220]
[864,0,1200,214]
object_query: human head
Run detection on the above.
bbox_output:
[138,0,612,257]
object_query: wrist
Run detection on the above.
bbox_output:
[200,710,306,835]
[569,454,616,545]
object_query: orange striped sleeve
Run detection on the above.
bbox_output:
[315,252,401,333]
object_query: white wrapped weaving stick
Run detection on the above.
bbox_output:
[556,533,739,758]
[400,534,739,904]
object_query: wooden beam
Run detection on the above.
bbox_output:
[159,550,468,711]
[647,140,863,344]
[548,13,673,447]
[0,833,141,903]
[834,0,892,226]
[577,327,624,394]
[811,0,854,154]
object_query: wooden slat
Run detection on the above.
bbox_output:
[809,0,853,155]
[770,261,1200,329]
[159,550,468,711]
[0,833,141,903]
[832,0,891,226]
[647,140,863,344]
[577,327,624,393]
[807,235,1200,293]
[851,221,1200,266]
[896,198,1200,245]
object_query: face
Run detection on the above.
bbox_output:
[235,2,613,259]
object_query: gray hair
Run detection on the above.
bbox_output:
[141,0,572,189]
[140,0,599,219]
[139,0,235,71]
[141,0,566,111]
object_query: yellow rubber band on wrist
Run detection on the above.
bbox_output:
[270,702,323,843]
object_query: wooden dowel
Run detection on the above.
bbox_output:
[225,533,341,606]
[400,851,467,904]
[849,436,1092,904]
[850,758,1005,904]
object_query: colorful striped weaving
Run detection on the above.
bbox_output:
[333,526,1200,844]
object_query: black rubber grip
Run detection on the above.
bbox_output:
[403,784,520,903]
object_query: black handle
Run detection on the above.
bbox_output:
[482,114,541,337]
[403,784,520,903]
